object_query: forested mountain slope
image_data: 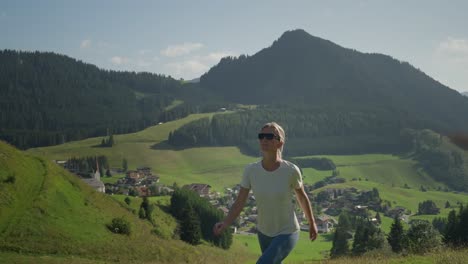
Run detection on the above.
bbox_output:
[0,50,192,149]
[200,29,468,134]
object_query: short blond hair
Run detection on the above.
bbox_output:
[262,122,285,158]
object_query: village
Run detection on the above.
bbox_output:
[55,160,411,235]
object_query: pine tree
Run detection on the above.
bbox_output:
[353,219,385,255]
[458,204,468,246]
[122,158,128,172]
[330,212,352,258]
[109,134,114,146]
[388,216,405,253]
[330,227,349,258]
[444,209,458,245]
[180,205,202,245]
[445,201,451,208]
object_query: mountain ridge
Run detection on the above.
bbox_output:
[199,29,468,133]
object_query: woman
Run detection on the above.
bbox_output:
[213,122,318,264]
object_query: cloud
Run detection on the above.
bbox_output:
[138,49,153,55]
[165,60,209,78]
[436,37,468,58]
[204,52,236,63]
[110,56,129,65]
[136,59,152,68]
[430,37,468,92]
[80,39,92,49]
[163,51,237,78]
[97,41,113,49]
[161,42,204,57]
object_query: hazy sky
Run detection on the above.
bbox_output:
[1,0,467,92]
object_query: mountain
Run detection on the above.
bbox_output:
[200,29,468,134]
[0,140,248,263]
[0,50,192,149]
[462,91,468,97]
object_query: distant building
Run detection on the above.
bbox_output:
[81,159,105,193]
[183,183,211,196]
[136,167,152,177]
[316,216,334,233]
[126,170,141,179]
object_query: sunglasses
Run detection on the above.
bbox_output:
[258,133,280,140]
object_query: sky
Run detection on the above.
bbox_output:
[1,0,467,93]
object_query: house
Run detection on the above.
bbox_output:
[143,175,160,185]
[183,183,211,196]
[136,167,152,177]
[316,216,334,233]
[136,186,150,197]
[385,206,406,218]
[126,170,141,179]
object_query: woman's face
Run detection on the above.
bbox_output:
[259,126,282,154]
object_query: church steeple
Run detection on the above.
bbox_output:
[94,157,101,181]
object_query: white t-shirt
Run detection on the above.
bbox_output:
[240,160,303,237]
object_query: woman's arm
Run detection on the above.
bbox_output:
[213,187,250,236]
[294,186,318,241]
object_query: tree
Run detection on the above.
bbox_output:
[124,197,131,205]
[180,205,202,245]
[122,158,128,172]
[352,219,385,256]
[330,212,353,258]
[444,209,459,245]
[418,200,440,215]
[445,201,451,208]
[139,207,146,219]
[432,217,447,234]
[459,204,468,246]
[330,226,350,258]
[128,188,138,197]
[108,134,114,146]
[407,220,442,253]
[107,217,131,235]
[388,216,405,253]
[337,211,353,232]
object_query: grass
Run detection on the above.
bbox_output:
[20,114,468,262]
[27,113,258,192]
[299,154,444,190]
[0,140,254,264]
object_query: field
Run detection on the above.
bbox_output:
[23,113,468,263]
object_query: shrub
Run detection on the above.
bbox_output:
[107,217,131,235]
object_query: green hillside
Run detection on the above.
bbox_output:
[28,113,258,192]
[0,140,253,263]
[24,113,468,263]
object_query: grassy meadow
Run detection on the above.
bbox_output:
[28,113,258,192]
[0,140,255,264]
[17,113,468,263]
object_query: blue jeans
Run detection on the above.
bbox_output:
[256,231,299,264]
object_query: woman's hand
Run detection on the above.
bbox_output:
[213,222,227,236]
[309,222,318,241]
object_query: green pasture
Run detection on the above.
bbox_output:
[28,113,258,192]
[22,113,468,262]
[300,154,444,190]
